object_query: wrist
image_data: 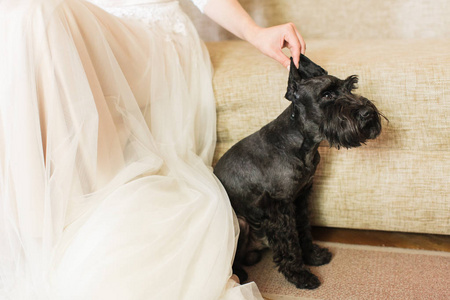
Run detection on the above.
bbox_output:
[243,23,262,45]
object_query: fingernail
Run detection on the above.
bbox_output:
[287,65,290,71]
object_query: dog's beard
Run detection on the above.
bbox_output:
[320,101,382,149]
[359,114,382,140]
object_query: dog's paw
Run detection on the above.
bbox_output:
[289,270,321,290]
[303,244,332,266]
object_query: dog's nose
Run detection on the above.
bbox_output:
[359,108,372,119]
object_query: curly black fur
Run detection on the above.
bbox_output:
[214,54,384,289]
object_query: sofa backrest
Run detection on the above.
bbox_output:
[181,0,450,41]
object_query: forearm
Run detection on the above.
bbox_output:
[203,0,259,43]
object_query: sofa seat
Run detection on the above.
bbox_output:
[206,39,450,235]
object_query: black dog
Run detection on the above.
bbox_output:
[214,55,384,289]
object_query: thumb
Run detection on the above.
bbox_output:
[285,33,301,68]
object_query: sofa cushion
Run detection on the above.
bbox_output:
[206,39,450,235]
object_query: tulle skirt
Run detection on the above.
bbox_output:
[0,0,262,299]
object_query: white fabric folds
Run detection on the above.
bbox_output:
[0,0,262,299]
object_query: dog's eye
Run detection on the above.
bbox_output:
[322,91,334,100]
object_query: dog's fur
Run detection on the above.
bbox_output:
[214,55,384,289]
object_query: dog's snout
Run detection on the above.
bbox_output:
[359,107,372,119]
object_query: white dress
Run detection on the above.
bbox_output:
[0,0,262,299]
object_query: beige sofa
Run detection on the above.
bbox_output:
[181,0,450,235]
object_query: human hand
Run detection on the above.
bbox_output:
[203,0,304,68]
[246,23,306,69]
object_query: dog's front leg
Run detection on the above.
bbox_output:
[261,195,321,289]
[294,185,332,266]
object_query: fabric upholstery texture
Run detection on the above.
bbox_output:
[180,0,450,235]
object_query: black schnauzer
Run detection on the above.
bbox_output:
[214,55,384,289]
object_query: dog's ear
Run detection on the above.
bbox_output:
[298,54,328,79]
[285,55,328,102]
[285,57,302,101]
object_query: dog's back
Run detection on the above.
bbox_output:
[214,106,315,215]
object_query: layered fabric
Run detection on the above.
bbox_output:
[0,0,262,299]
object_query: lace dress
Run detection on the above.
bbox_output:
[0,0,262,299]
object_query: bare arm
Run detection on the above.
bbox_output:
[203,0,305,68]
